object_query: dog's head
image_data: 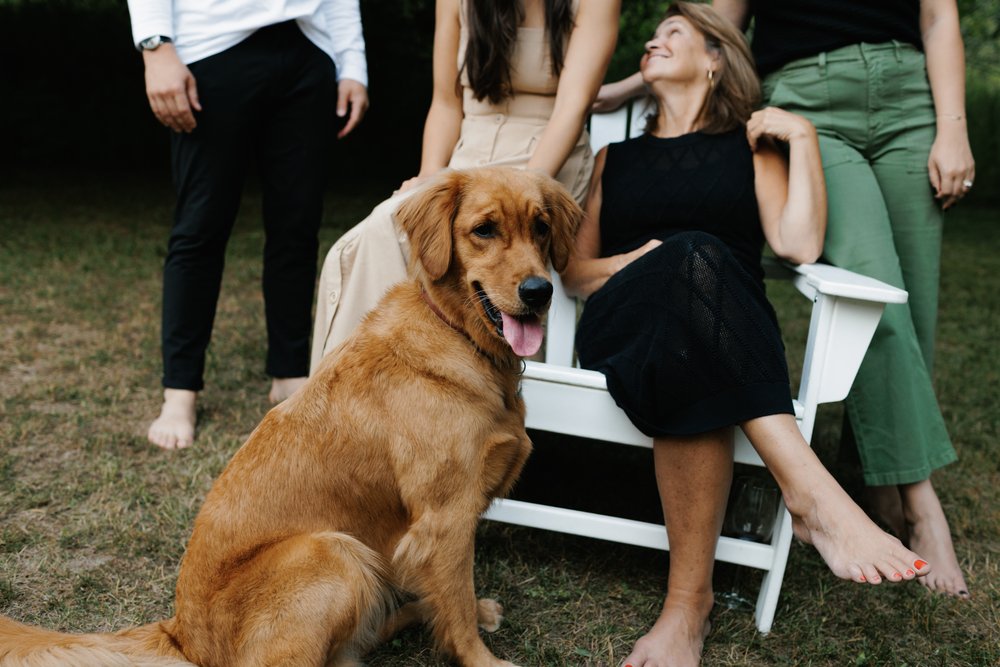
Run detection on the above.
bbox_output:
[395,167,582,360]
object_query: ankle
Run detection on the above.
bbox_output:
[163,388,197,406]
[663,587,715,619]
[899,479,944,525]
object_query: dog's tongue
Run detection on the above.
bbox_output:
[500,312,544,357]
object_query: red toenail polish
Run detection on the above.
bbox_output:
[906,569,914,576]
[914,559,927,570]
[893,572,902,580]
[858,575,866,582]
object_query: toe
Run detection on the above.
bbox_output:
[860,563,882,585]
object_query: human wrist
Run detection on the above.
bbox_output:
[935,114,967,133]
[936,112,966,122]
[934,117,969,138]
[142,41,179,64]
[138,34,173,52]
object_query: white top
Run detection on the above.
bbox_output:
[126,0,367,85]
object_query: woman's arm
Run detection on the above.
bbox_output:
[591,71,644,113]
[526,0,620,177]
[749,107,827,265]
[711,0,751,30]
[561,148,661,298]
[921,0,975,210]
[592,0,748,113]
[399,0,465,191]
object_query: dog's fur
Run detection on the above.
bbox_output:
[0,167,581,667]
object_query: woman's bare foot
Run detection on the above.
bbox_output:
[620,592,713,667]
[900,479,969,599]
[147,388,196,450]
[785,475,930,585]
[864,484,907,539]
[269,377,307,403]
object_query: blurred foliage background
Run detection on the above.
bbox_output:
[0,0,996,198]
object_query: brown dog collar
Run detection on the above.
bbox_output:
[420,288,524,374]
[421,288,464,336]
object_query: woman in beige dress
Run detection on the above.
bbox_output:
[310,0,620,369]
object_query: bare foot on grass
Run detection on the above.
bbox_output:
[786,476,930,585]
[620,592,712,667]
[148,388,196,450]
[901,479,969,599]
[269,377,307,403]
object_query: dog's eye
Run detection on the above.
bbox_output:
[534,219,550,237]
[473,221,497,239]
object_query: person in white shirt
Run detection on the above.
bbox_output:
[127,0,369,450]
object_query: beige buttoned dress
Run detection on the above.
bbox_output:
[310,9,592,371]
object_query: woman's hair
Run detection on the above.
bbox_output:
[464,0,574,104]
[645,2,761,134]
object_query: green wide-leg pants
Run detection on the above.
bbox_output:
[763,41,957,485]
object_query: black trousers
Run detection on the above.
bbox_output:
[162,21,337,390]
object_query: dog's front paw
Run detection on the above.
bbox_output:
[476,598,504,632]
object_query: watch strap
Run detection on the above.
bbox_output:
[138,35,173,52]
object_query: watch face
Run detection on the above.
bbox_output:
[141,35,170,50]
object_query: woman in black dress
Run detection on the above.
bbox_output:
[561,4,931,665]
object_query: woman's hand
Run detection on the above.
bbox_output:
[621,239,663,268]
[752,107,827,265]
[397,175,432,194]
[928,121,975,210]
[564,239,662,299]
[746,106,816,150]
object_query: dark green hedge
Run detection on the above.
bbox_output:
[1,0,995,200]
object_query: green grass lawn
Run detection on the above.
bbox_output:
[1,170,997,666]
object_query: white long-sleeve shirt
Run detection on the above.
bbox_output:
[126,0,367,85]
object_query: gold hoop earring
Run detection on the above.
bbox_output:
[708,69,715,87]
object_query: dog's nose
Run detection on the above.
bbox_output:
[518,276,553,309]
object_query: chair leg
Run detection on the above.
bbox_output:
[755,505,793,634]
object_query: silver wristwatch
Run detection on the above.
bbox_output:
[138,35,173,51]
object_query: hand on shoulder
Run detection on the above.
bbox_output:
[746,107,815,150]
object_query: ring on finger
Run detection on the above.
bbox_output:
[963,179,974,190]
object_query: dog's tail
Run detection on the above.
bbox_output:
[0,615,194,667]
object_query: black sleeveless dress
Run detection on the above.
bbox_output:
[575,130,794,437]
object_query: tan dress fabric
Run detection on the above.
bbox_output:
[310,7,593,371]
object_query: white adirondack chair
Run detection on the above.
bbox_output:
[483,103,909,633]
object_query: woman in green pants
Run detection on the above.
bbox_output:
[597,0,974,598]
[714,0,974,600]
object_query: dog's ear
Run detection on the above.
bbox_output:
[540,177,583,273]
[395,171,465,280]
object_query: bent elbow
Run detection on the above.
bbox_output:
[784,244,823,266]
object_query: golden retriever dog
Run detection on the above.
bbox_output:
[0,167,581,667]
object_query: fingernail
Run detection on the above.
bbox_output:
[914,560,928,570]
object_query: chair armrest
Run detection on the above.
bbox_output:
[790,262,908,304]
[761,257,908,304]
[793,263,908,434]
